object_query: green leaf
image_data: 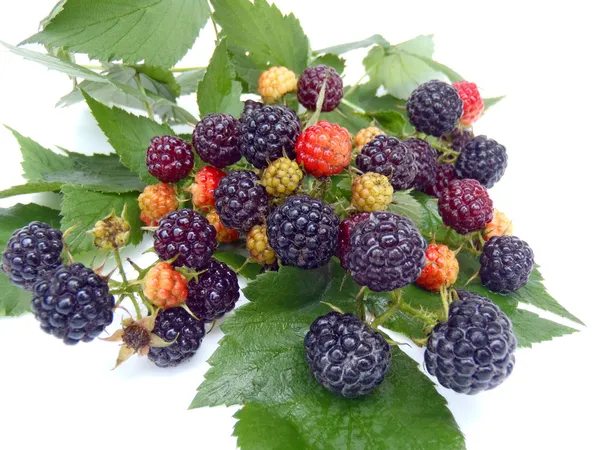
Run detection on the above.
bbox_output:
[6,127,145,193]
[508,308,578,348]
[132,64,181,97]
[364,35,462,99]
[24,0,211,67]
[314,34,390,55]
[484,96,505,110]
[192,261,465,449]
[358,110,407,135]
[345,82,406,112]
[0,182,62,199]
[213,249,261,281]
[212,0,309,91]
[60,185,142,254]
[389,190,426,226]
[176,68,206,95]
[320,103,370,135]
[311,54,346,75]
[83,92,174,184]
[0,203,61,317]
[197,41,243,118]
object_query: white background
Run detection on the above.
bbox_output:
[1,1,599,449]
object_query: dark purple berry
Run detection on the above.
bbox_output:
[480,236,534,293]
[424,163,458,198]
[356,135,417,190]
[305,312,391,397]
[186,259,240,322]
[438,179,493,234]
[30,263,114,345]
[148,307,205,368]
[455,135,508,188]
[153,209,216,270]
[445,127,474,152]
[337,213,370,270]
[1,221,63,291]
[403,138,437,190]
[192,113,242,168]
[240,100,264,121]
[297,65,344,112]
[146,135,194,183]
[407,80,463,137]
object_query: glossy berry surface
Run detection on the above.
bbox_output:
[416,244,459,291]
[186,259,240,322]
[354,127,384,153]
[351,172,393,212]
[1,221,63,291]
[296,120,352,177]
[153,209,216,270]
[438,179,493,234]
[206,209,239,244]
[305,312,391,398]
[425,291,517,394]
[297,65,344,112]
[138,183,178,226]
[214,170,269,232]
[261,157,303,198]
[267,195,339,269]
[346,211,427,292]
[31,263,114,345]
[143,262,188,308]
[246,224,277,265]
[336,213,370,270]
[240,104,301,169]
[192,113,242,168]
[148,307,205,368]
[455,135,508,188]
[403,138,437,190]
[480,236,535,293]
[189,166,226,212]
[452,81,484,126]
[407,80,463,137]
[356,135,417,190]
[146,135,194,183]
[424,163,458,198]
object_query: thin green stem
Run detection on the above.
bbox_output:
[81,64,103,71]
[372,290,402,329]
[129,294,142,320]
[210,13,219,40]
[355,286,367,321]
[340,98,366,114]
[113,247,128,287]
[170,66,205,73]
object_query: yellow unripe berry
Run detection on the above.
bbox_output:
[351,172,393,212]
[258,66,297,104]
[484,209,514,241]
[261,157,303,198]
[246,224,277,265]
[353,127,385,153]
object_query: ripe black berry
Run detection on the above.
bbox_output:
[192,113,242,168]
[424,290,517,394]
[214,170,269,232]
[455,135,508,188]
[337,213,370,270]
[2,221,63,291]
[267,195,339,269]
[346,211,427,292]
[240,104,302,169]
[240,100,264,121]
[424,163,458,198]
[438,179,493,234]
[407,80,463,137]
[356,135,417,190]
[297,65,344,112]
[148,307,205,368]
[304,312,391,398]
[186,259,240,322]
[153,209,216,270]
[446,127,474,152]
[403,138,437,190]
[31,263,114,345]
[480,236,535,293]
[146,135,194,183]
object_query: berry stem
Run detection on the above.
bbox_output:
[128,294,142,320]
[355,286,367,321]
[113,247,129,287]
[170,66,206,73]
[340,98,366,115]
[371,290,402,329]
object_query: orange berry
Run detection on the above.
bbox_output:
[206,209,239,243]
[416,244,459,292]
[484,209,513,241]
[353,127,384,153]
[138,183,178,226]
[142,262,188,308]
[189,166,227,212]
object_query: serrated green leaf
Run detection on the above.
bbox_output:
[314,34,390,55]
[0,182,63,199]
[6,127,145,193]
[358,110,407,135]
[197,40,243,118]
[320,103,370,135]
[176,68,206,95]
[345,82,407,112]
[192,261,464,449]
[388,190,426,227]
[311,54,346,75]
[364,35,461,100]
[0,203,61,317]
[60,185,142,254]
[508,308,577,348]
[24,0,211,67]
[213,249,261,281]
[132,64,181,97]
[83,92,174,184]
[212,0,309,91]
[484,96,505,110]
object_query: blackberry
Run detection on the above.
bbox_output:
[214,170,269,232]
[192,113,242,168]
[146,135,194,183]
[407,80,463,137]
[356,135,417,190]
[346,211,427,292]
[267,195,339,269]
[337,213,370,270]
[148,307,205,368]
[480,236,535,293]
[304,312,391,398]
[153,209,216,270]
[455,135,508,188]
[186,259,240,322]
[403,138,437,190]
[240,104,301,169]
[297,65,344,112]
[424,163,458,198]
[424,291,517,394]
[438,179,493,234]
[446,127,474,152]
[31,263,114,345]
[241,100,264,121]
[1,221,63,290]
